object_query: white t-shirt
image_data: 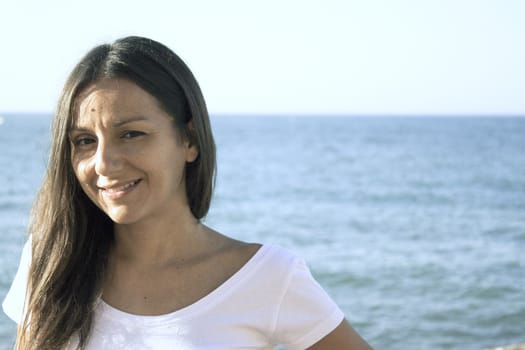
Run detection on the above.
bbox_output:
[3,240,344,349]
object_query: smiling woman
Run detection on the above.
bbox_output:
[69,79,198,226]
[2,36,372,350]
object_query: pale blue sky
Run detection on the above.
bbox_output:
[1,0,524,115]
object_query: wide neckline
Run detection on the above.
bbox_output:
[96,244,272,327]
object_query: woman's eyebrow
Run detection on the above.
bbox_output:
[69,116,150,132]
[113,116,149,127]
[68,126,90,133]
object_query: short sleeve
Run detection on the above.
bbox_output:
[2,237,31,324]
[271,257,345,349]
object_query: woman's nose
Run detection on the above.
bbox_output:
[94,141,122,175]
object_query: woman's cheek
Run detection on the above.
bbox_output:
[72,158,93,192]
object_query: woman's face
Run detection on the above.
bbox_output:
[69,78,198,225]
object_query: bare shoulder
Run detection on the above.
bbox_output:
[308,319,373,350]
[201,225,262,272]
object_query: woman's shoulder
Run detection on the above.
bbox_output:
[215,237,301,273]
[3,236,32,324]
[202,226,301,270]
[229,241,308,287]
[198,226,313,291]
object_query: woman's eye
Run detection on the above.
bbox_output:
[74,137,96,146]
[122,131,145,139]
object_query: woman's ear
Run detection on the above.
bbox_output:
[184,120,199,163]
[185,142,199,163]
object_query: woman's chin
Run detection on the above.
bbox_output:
[105,208,140,225]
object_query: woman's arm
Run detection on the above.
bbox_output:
[308,319,373,350]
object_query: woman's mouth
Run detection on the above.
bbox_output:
[99,179,141,199]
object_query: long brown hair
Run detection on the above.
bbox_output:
[16,36,216,349]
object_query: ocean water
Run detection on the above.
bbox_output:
[0,114,524,349]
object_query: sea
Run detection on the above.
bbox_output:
[0,114,523,350]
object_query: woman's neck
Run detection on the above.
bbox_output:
[112,208,202,268]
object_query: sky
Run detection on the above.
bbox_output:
[0,0,524,116]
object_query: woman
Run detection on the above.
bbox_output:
[3,36,372,350]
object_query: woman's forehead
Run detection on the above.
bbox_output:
[71,79,166,128]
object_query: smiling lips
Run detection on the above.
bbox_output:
[98,179,141,199]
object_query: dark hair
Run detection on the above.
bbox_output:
[17,36,216,350]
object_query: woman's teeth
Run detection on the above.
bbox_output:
[105,180,139,192]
